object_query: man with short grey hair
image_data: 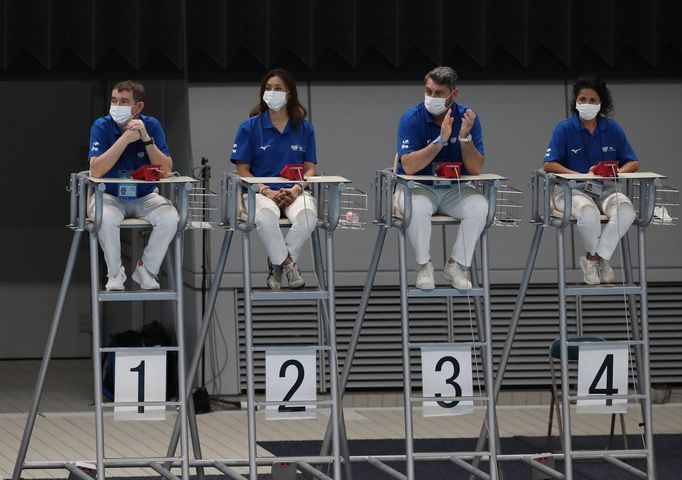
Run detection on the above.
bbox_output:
[394,66,488,290]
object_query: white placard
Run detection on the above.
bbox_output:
[265,348,317,420]
[577,342,629,414]
[114,350,167,421]
[421,344,474,417]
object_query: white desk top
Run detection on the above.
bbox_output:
[240,175,350,184]
[88,175,197,184]
[553,172,666,181]
[397,173,507,182]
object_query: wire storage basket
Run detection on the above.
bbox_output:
[631,182,679,226]
[338,187,369,230]
[187,187,218,229]
[493,185,524,227]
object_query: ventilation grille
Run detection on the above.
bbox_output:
[238,283,682,392]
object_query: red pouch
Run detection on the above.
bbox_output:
[435,162,462,178]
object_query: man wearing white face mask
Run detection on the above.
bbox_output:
[544,74,639,284]
[88,80,179,291]
[394,66,488,290]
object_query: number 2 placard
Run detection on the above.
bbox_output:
[577,342,629,414]
[265,348,317,420]
[114,350,167,421]
[421,344,474,417]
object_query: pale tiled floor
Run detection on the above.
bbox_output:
[2,360,681,478]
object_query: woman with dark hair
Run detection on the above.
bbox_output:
[544,74,639,285]
[231,69,317,290]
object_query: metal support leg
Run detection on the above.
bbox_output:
[637,227,656,480]
[312,229,329,394]
[325,231,343,480]
[398,230,415,480]
[89,232,106,480]
[12,231,83,480]
[556,228,574,479]
[621,234,647,419]
[174,234,191,480]
[165,231,234,460]
[320,227,388,457]
[187,396,205,480]
[469,253,485,335]
[313,229,352,480]
[472,225,545,468]
[242,232,258,480]
[480,232,499,480]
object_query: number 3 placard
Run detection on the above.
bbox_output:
[421,344,474,417]
[577,342,629,414]
[265,348,317,420]
[114,350,167,421]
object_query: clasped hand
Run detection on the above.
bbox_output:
[264,185,303,208]
[123,119,151,144]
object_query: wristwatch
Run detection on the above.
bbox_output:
[433,135,449,146]
[143,137,155,146]
[458,134,472,143]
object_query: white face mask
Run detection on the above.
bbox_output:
[576,102,601,121]
[110,105,133,124]
[424,94,449,116]
[263,90,288,112]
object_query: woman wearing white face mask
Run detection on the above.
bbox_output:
[544,74,639,285]
[231,69,318,290]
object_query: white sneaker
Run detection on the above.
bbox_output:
[105,266,126,291]
[443,262,472,290]
[579,256,600,285]
[283,263,305,289]
[415,261,435,290]
[132,264,160,290]
[266,257,283,291]
[597,258,615,283]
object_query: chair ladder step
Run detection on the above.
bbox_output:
[99,346,180,353]
[250,289,329,301]
[102,400,182,408]
[97,290,178,302]
[564,284,641,296]
[408,287,485,298]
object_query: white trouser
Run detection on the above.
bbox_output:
[553,185,636,261]
[247,191,317,265]
[88,192,179,277]
[393,184,488,267]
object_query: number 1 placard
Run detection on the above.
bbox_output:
[577,342,629,414]
[265,348,317,420]
[421,344,474,417]
[114,350,167,421]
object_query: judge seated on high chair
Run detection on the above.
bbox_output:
[543,74,638,285]
[230,68,318,291]
[394,66,488,290]
[88,80,179,291]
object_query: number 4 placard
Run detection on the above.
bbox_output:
[114,350,167,421]
[265,348,317,420]
[577,342,629,414]
[421,344,474,417]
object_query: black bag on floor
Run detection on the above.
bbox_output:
[101,321,178,401]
